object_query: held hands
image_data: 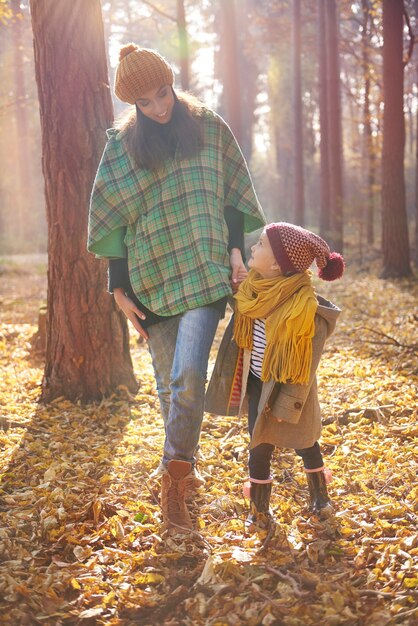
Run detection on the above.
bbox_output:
[230,248,248,293]
[113,288,149,340]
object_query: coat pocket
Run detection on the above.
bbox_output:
[270,389,306,424]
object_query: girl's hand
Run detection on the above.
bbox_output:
[265,405,282,422]
[113,288,149,340]
[230,248,248,293]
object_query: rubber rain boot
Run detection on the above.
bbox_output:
[305,468,333,519]
[245,479,273,531]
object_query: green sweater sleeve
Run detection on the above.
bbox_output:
[89,226,127,259]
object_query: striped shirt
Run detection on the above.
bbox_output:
[250,318,267,379]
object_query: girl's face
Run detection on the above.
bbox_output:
[248,231,282,278]
[136,85,175,124]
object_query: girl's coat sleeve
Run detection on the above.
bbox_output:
[205,315,242,416]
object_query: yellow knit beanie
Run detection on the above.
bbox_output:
[114,43,175,104]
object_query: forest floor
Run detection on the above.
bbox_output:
[0,255,417,626]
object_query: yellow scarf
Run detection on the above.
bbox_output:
[233,269,318,384]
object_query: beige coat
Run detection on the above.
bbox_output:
[205,295,341,450]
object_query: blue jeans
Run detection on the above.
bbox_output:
[147,305,221,466]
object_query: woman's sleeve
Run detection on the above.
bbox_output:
[224,205,245,259]
[88,134,129,258]
[108,258,131,293]
[220,118,266,233]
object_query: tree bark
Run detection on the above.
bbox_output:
[381,0,411,277]
[292,0,304,225]
[30,0,138,402]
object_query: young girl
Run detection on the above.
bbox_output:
[206,222,344,529]
[88,44,265,533]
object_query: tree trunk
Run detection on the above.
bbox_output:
[268,57,292,223]
[11,0,30,243]
[219,0,242,143]
[325,0,344,252]
[292,0,304,225]
[364,73,376,247]
[381,0,411,277]
[236,0,258,162]
[30,0,138,402]
[361,0,375,246]
[416,72,418,266]
[176,0,190,91]
[318,0,330,239]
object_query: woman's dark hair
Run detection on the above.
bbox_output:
[117,89,205,171]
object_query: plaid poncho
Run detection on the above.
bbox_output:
[88,109,265,316]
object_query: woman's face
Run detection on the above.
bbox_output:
[136,85,175,124]
[248,231,282,278]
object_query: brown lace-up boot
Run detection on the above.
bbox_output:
[161,460,193,533]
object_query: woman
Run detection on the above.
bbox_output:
[88,43,265,533]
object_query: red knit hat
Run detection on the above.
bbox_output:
[265,222,345,281]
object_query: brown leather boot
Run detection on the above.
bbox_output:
[161,460,193,533]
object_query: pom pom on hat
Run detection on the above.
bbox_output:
[265,222,345,281]
[318,252,345,281]
[119,43,139,61]
[114,44,175,104]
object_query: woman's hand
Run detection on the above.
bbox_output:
[230,248,247,293]
[113,288,149,340]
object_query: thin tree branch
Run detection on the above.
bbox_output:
[403,2,415,67]
[140,0,176,23]
[358,326,418,352]
[358,588,418,599]
[393,607,418,622]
